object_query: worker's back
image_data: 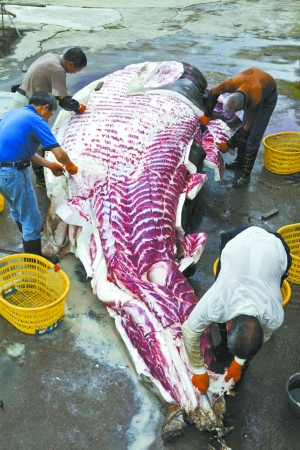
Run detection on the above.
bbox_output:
[213,226,285,328]
[21,53,67,98]
[188,226,286,334]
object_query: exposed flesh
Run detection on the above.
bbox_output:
[43,61,237,439]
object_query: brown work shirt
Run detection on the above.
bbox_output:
[20,53,68,98]
[212,68,276,127]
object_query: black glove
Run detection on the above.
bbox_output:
[11,84,21,93]
[59,96,80,112]
[204,90,220,118]
[227,127,250,148]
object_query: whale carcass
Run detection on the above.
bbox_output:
[43,61,240,442]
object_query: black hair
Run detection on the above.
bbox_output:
[227,314,264,359]
[64,47,87,68]
[28,91,57,111]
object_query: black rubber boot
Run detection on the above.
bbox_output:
[233,149,259,187]
[33,165,46,188]
[35,178,46,189]
[225,146,246,169]
[22,238,59,264]
[32,146,46,188]
[15,221,22,232]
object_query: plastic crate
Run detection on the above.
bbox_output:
[212,258,291,307]
[277,223,300,284]
[0,253,70,334]
[263,132,300,174]
[0,194,4,213]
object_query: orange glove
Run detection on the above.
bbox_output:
[76,104,86,114]
[65,163,78,175]
[217,142,229,153]
[199,114,211,126]
[192,372,209,395]
[50,162,65,176]
[225,359,243,383]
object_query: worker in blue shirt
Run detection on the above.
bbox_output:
[0,91,78,264]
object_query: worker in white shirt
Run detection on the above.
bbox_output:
[182,226,291,394]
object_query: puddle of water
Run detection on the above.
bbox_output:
[0,91,14,119]
[70,71,110,93]
[0,350,19,380]
[186,32,300,83]
[188,4,237,12]
[126,393,161,450]
[0,27,20,60]
[53,31,300,102]
[74,314,125,367]
[0,341,25,365]
[5,342,25,358]
[72,314,164,449]
[1,30,299,110]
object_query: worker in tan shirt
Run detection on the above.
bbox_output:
[12,47,87,187]
[200,68,277,187]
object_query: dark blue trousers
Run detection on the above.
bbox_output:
[242,89,278,153]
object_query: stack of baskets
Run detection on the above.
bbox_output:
[263,132,300,174]
[0,254,70,334]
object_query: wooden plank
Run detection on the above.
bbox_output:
[261,209,279,220]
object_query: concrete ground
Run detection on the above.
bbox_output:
[0,1,300,449]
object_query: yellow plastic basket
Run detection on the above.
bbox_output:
[277,223,300,284]
[0,253,70,334]
[212,258,291,307]
[0,194,4,213]
[263,132,300,174]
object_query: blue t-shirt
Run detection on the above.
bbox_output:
[0,104,59,162]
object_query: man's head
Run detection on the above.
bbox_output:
[29,91,57,121]
[227,314,264,360]
[64,47,87,74]
[223,92,245,114]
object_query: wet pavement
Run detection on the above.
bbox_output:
[0,1,300,449]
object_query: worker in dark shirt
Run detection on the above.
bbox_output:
[200,68,277,187]
[0,91,78,264]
